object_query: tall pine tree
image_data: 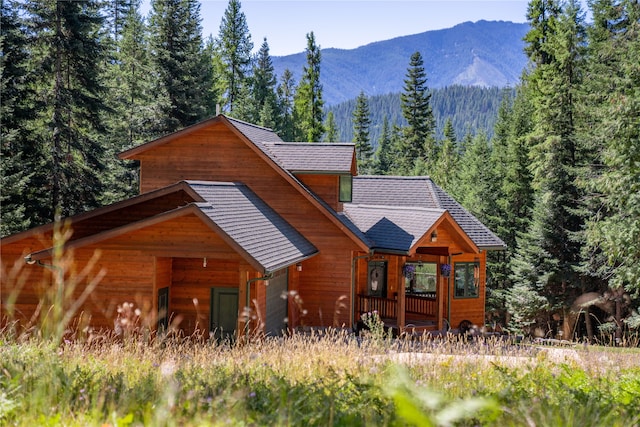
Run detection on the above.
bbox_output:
[398,51,436,174]
[1,0,34,235]
[511,0,589,334]
[294,32,324,142]
[583,0,640,296]
[352,91,374,173]
[251,38,278,128]
[215,0,253,114]
[149,0,213,133]
[24,0,110,222]
[277,69,297,141]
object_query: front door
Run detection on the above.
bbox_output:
[368,261,387,297]
[210,287,239,342]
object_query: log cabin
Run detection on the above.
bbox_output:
[0,115,505,339]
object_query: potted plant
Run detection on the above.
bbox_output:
[440,263,452,278]
[402,264,416,279]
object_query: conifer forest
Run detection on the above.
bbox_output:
[2,0,639,340]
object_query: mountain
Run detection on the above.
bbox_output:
[272,20,529,105]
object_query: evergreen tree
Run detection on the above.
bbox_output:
[398,51,436,173]
[512,0,589,327]
[486,86,534,325]
[111,0,168,146]
[352,91,374,172]
[216,0,253,114]
[1,0,34,235]
[431,118,459,191]
[294,32,324,142]
[252,38,278,128]
[149,0,214,133]
[455,131,499,228]
[373,116,393,174]
[106,0,132,44]
[583,0,640,295]
[323,111,339,142]
[23,0,110,222]
[276,68,296,141]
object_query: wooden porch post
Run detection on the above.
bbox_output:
[397,258,406,331]
[437,255,446,331]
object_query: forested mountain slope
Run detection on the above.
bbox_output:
[328,86,511,144]
[273,20,529,105]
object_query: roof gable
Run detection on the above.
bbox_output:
[350,176,506,250]
[118,115,283,160]
[1,181,201,245]
[26,181,318,274]
[342,204,477,254]
[118,115,369,251]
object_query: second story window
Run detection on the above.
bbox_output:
[339,175,352,202]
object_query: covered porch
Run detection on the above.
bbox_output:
[357,292,439,332]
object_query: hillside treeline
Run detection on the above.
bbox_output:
[2,0,639,339]
[327,86,510,146]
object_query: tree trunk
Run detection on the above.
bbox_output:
[584,306,593,343]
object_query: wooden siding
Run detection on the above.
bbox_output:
[296,174,340,212]
[170,258,240,336]
[448,252,486,328]
[66,191,195,241]
[135,121,362,330]
[1,241,155,332]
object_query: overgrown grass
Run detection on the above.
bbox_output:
[1,326,639,426]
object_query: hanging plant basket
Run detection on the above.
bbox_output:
[440,263,452,278]
[402,264,416,279]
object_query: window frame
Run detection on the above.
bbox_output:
[404,262,437,296]
[453,262,480,299]
[339,175,352,202]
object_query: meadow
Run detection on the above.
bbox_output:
[1,319,639,427]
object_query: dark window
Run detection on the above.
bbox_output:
[339,175,352,202]
[454,262,479,298]
[404,263,437,295]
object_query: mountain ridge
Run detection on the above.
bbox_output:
[272,20,529,105]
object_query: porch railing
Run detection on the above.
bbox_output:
[357,293,437,320]
[357,295,397,319]
[406,294,437,317]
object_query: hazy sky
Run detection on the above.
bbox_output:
[142,1,533,56]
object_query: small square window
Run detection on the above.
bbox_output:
[339,175,352,202]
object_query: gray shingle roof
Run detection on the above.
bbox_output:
[262,142,355,173]
[223,117,354,174]
[342,204,445,252]
[349,176,506,250]
[187,181,317,273]
[225,116,284,144]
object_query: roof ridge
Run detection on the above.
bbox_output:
[267,141,356,146]
[345,203,445,213]
[424,179,442,209]
[185,180,243,187]
[354,175,432,180]
[223,114,275,132]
